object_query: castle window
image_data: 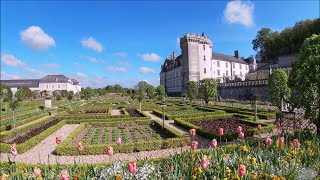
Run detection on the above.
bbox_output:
[52,84,54,88]
[240,71,243,76]
[217,61,220,67]
[226,70,228,76]
[226,62,228,68]
[233,63,235,68]
[46,84,48,89]
[204,68,206,74]
[246,65,248,70]
[58,84,60,88]
[233,71,235,76]
[217,70,220,76]
[203,45,205,50]
[240,64,242,69]
[204,56,206,61]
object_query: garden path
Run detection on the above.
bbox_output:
[144,111,211,148]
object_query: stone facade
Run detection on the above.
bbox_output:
[160,32,250,96]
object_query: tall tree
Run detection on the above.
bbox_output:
[0,83,12,102]
[252,28,273,61]
[131,89,136,101]
[9,99,19,136]
[146,85,155,99]
[114,84,123,93]
[201,78,217,104]
[186,81,198,102]
[105,85,114,93]
[81,87,94,100]
[137,81,148,90]
[15,86,34,101]
[137,88,144,111]
[67,91,74,110]
[288,34,320,134]
[156,85,165,102]
[268,69,291,110]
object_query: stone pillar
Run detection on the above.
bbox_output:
[45,97,52,109]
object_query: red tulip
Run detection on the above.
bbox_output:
[56,136,61,144]
[237,126,242,133]
[277,129,282,135]
[265,137,272,146]
[10,144,17,156]
[293,139,301,148]
[200,155,209,169]
[106,146,113,156]
[218,128,224,136]
[128,161,137,174]
[257,124,262,131]
[78,141,84,151]
[33,167,41,177]
[239,165,246,176]
[211,139,217,148]
[278,137,285,146]
[191,141,198,150]
[239,131,245,139]
[169,164,174,172]
[116,137,122,145]
[189,129,196,137]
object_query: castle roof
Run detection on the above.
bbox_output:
[212,52,248,64]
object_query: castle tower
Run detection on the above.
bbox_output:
[180,32,212,92]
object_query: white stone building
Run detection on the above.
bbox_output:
[160,32,250,96]
[1,75,81,95]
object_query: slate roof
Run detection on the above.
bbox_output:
[212,52,248,64]
[40,75,70,83]
[0,79,40,88]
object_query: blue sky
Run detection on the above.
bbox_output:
[1,1,319,88]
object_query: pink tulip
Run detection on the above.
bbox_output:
[59,170,70,180]
[265,137,272,146]
[200,155,209,169]
[33,167,41,177]
[239,131,245,139]
[191,141,198,150]
[128,161,137,174]
[169,164,174,172]
[257,124,262,131]
[293,139,301,148]
[278,137,285,146]
[277,129,282,135]
[78,141,84,151]
[211,139,217,148]
[239,165,246,176]
[10,144,17,156]
[189,129,196,137]
[116,137,122,145]
[237,126,243,133]
[218,128,224,136]
[276,122,280,127]
[106,146,113,156]
[56,136,61,144]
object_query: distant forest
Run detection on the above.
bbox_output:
[252,18,320,62]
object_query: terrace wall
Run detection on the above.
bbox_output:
[218,80,271,102]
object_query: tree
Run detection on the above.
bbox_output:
[131,89,136,101]
[81,87,94,100]
[105,85,114,93]
[9,99,19,136]
[0,83,12,102]
[268,69,291,110]
[56,94,62,108]
[156,85,165,102]
[114,84,123,93]
[67,91,74,110]
[288,34,320,134]
[52,90,59,98]
[186,81,198,102]
[15,87,34,101]
[146,85,155,99]
[252,28,273,61]
[61,90,68,97]
[201,78,217,104]
[137,88,145,111]
[137,81,148,90]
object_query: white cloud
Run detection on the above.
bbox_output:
[20,26,56,50]
[106,66,127,72]
[1,53,45,76]
[138,53,161,62]
[41,63,60,68]
[81,37,103,52]
[0,72,23,80]
[112,52,128,58]
[75,72,87,78]
[223,0,254,27]
[118,61,131,67]
[139,67,155,74]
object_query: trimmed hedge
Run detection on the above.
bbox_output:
[55,120,189,155]
[121,108,130,116]
[174,116,275,141]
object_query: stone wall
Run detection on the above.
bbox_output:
[218,80,271,102]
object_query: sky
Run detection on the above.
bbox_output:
[1,0,319,88]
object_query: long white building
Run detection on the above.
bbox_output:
[160,32,250,96]
[1,75,81,95]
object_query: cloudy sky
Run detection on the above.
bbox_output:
[1,1,319,88]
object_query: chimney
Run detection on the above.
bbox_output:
[234,50,240,59]
[172,51,177,60]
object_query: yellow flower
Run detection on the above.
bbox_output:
[241,146,249,152]
[192,175,197,180]
[1,173,9,180]
[207,155,211,160]
[197,167,203,174]
[250,157,257,165]
[272,176,280,180]
[115,174,122,180]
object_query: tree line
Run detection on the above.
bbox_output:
[252,18,320,61]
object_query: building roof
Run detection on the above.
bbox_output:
[0,79,40,88]
[40,75,69,83]
[212,52,248,64]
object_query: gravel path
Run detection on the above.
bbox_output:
[111,110,122,116]
[144,111,211,148]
